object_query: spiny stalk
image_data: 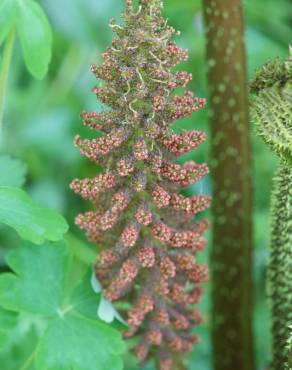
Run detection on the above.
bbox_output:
[251,49,292,370]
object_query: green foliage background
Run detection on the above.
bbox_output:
[0,0,291,369]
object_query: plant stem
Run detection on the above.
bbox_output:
[202,0,255,369]
[269,164,292,369]
[0,28,15,143]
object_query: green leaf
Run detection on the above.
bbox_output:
[0,241,68,314]
[0,324,39,370]
[0,155,27,187]
[16,0,52,79]
[0,308,18,348]
[36,313,124,370]
[0,0,16,46]
[0,187,68,244]
[0,241,125,370]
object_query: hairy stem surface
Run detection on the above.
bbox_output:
[203,1,254,369]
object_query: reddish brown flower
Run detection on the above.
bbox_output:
[71,0,210,368]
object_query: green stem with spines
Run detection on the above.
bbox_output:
[251,50,292,370]
[268,164,292,369]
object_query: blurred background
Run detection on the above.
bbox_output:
[0,0,291,369]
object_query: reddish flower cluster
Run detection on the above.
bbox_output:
[74,127,129,162]
[70,172,116,200]
[161,129,206,156]
[171,93,206,121]
[71,1,210,368]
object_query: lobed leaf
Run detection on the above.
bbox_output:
[36,313,125,370]
[0,187,68,244]
[0,241,68,314]
[0,241,126,370]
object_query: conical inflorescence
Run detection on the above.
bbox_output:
[251,50,292,370]
[71,1,211,368]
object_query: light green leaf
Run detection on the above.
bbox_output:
[36,313,124,370]
[0,241,125,370]
[0,241,68,314]
[0,187,68,244]
[16,0,52,79]
[0,0,16,46]
[0,155,27,187]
